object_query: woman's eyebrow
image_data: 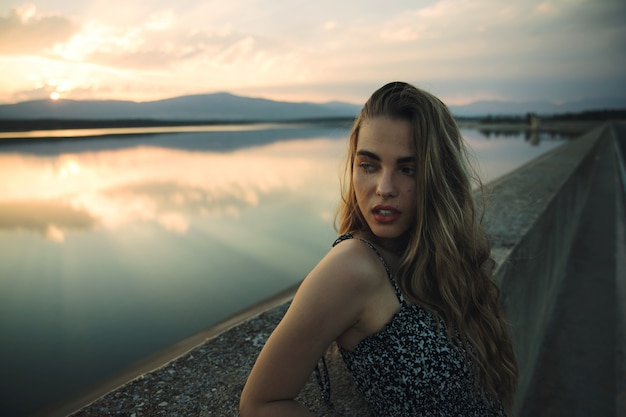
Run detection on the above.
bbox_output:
[356,149,380,161]
[356,149,415,164]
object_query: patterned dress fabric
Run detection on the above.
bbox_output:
[331,233,505,417]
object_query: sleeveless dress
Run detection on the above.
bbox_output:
[321,233,505,417]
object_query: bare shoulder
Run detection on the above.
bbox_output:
[304,236,388,296]
[239,238,383,415]
[278,236,390,344]
[239,237,394,413]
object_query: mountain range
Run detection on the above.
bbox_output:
[0,92,624,121]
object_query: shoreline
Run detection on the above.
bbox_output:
[0,120,597,151]
[0,117,355,134]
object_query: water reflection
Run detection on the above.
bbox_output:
[0,126,570,416]
[477,127,574,145]
[463,129,569,183]
[0,135,346,242]
[0,129,349,416]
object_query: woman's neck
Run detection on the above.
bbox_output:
[355,229,408,257]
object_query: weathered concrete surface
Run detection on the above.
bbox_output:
[59,123,623,417]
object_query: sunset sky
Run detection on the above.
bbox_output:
[1,0,624,105]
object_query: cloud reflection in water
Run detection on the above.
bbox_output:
[0,136,345,242]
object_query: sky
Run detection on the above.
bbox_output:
[0,0,625,106]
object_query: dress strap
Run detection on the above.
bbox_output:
[332,233,405,304]
[332,232,354,247]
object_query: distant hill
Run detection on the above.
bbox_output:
[0,92,624,121]
[448,97,626,117]
[0,93,361,121]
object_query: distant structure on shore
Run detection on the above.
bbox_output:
[529,113,541,130]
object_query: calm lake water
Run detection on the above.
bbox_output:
[0,123,570,416]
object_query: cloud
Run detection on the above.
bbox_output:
[40,9,295,78]
[322,20,337,31]
[534,1,558,15]
[1,0,624,104]
[0,4,78,54]
[144,10,175,31]
[0,4,271,71]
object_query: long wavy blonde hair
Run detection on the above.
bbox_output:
[337,82,518,412]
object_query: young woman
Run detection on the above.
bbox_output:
[240,82,518,417]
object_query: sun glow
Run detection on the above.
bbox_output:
[50,91,60,100]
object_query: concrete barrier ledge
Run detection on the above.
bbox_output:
[478,124,609,415]
[62,125,609,417]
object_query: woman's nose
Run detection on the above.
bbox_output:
[376,171,397,198]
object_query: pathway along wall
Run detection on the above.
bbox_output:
[67,124,611,417]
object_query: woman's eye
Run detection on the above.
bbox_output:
[359,162,375,173]
[401,166,416,176]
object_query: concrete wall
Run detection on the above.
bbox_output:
[479,125,608,415]
[69,124,611,417]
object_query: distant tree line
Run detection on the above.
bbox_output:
[543,109,626,121]
[479,114,532,124]
[473,109,626,124]
[455,114,537,124]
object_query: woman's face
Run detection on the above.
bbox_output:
[353,116,417,244]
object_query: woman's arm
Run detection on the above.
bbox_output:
[239,241,374,417]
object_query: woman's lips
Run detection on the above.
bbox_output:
[372,205,401,224]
